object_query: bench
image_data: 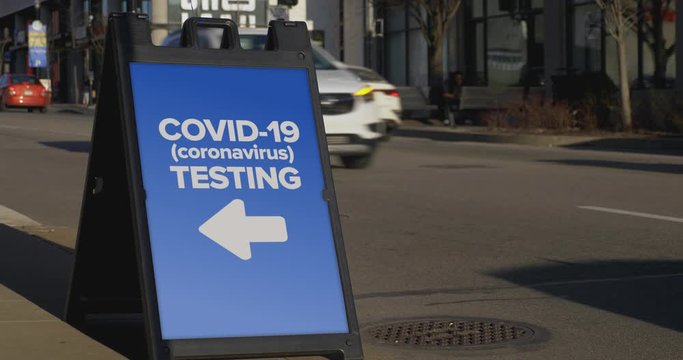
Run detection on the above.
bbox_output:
[397,86,439,121]
[458,86,545,124]
[459,86,544,110]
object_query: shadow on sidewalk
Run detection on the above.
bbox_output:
[488,260,683,332]
[0,224,73,318]
[40,141,91,153]
[539,159,683,175]
[565,137,683,156]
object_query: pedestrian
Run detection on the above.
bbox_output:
[443,71,464,126]
[82,78,91,108]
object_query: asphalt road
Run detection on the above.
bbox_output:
[1,109,683,359]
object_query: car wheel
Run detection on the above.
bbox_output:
[0,101,4,111]
[341,153,374,169]
[40,107,48,113]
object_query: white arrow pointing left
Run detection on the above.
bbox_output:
[199,199,288,260]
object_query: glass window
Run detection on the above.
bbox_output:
[386,32,407,85]
[408,29,428,86]
[385,5,405,32]
[239,34,267,50]
[487,0,510,17]
[408,6,424,29]
[473,0,484,18]
[475,22,486,84]
[571,4,602,72]
[641,0,676,87]
[487,16,527,86]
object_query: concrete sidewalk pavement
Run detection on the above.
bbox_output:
[396,120,683,155]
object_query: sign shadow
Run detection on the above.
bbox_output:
[488,260,683,332]
[0,224,72,318]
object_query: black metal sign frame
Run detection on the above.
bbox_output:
[65,13,363,360]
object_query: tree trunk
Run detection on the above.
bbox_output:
[617,36,633,131]
[431,37,444,86]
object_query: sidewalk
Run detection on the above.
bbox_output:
[51,103,96,116]
[396,120,683,155]
[0,224,124,359]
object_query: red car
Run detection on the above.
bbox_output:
[0,74,50,112]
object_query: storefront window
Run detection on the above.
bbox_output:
[386,32,407,85]
[641,0,676,87]
[571,4,602,73]
[385,5,407,85]
[475,22,486,84]
[382,3,428,87]
[487,16,527,86]
[408,29,428,86]
[465,0,544,86]
[572,0,677,88]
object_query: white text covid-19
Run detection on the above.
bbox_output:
[157,117,304,190]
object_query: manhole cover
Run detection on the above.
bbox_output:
[420,164,491,170]
[366,319,536,349]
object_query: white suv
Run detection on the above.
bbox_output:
[162,29,383,169]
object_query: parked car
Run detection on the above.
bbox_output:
[0,74,50,112]
[161,29,383,169]
[341,65,402,136]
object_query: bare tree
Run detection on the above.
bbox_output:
[88,14,106,66]
[375,0,461,87]
[640,0,675,87]
[595,0,637,131]
[408,0,461,87]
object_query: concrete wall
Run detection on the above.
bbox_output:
[342,0,364,65]
[305,0,340,59]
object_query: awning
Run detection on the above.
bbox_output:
[0,0,48,19]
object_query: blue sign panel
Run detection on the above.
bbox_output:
[129,63,349,340]
[28,21,47,68]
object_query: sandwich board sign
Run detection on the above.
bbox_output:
[65,13,363,360]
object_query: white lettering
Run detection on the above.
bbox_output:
[159,118,181,141]
[182,118,206,141]
[169,166,189,189]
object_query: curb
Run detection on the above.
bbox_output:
[50,103,96,116]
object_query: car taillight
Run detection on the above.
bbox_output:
[8,86,16,96]
[384,90,400,97]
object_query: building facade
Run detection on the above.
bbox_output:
[2,0,679,110]
[367,0,682,105]
[0,0,346,104]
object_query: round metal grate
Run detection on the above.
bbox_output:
[366,319,535,349]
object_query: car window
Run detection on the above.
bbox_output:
[11,75,40,85]
[163,30,337,70]
[160,29,221,48]
[311,47,335,70]
[239,34,336,70]
[240,34,268,50]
